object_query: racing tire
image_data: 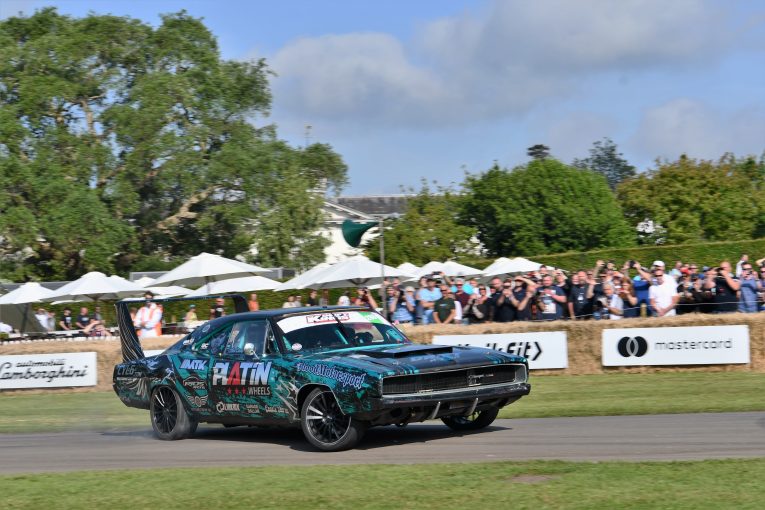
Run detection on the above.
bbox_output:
[441,407,499,431]
[300,388,366,451]
[150,386,198,440]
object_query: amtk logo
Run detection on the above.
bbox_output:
[181,359,207,370]
[617,336,648,358]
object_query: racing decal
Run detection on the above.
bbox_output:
[244,404,261,414]
[182,376,206,390]
[306,312,350,324]
[212,361,272,395]
[116,365,139,377]
[186,394,208,408]
[180,359,207,370]
[216,402,240,412]
[275,380,299,420]
[359,311,384,324]
[296,362,365,390]
[265,405,289,415]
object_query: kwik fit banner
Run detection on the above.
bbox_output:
[602,325,750,367]
[0,352,97,389]
[434,331,568,369]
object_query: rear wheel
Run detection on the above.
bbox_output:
[150,387,197,440]
[301,388,366,451]
[441,407,499,431]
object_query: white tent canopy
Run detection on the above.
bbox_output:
[185,276,280,297]
[134,276,156,287]
[46,272,146,302]
[144,285,193,297]
[0,282,57,305]
[397,262,420,274]
[274,263,331,292]
[417,260,482,278]
[150,252,269,294]
[296,256,415,290]
[482,257,545,277]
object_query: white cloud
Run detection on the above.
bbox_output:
[269,0,743,127]
[631,98,765,161]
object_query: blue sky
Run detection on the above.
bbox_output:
[2,0,764,194]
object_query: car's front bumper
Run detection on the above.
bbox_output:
[376,382,531,408]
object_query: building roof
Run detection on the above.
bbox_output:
[332,195,413,216]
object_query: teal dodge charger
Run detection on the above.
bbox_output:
[113,303,530,451]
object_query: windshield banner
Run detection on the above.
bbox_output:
[278,311,390,334]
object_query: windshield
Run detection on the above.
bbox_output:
[276,311,410,353]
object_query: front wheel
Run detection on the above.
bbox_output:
[441,407,499,431]
[300,388,366,451]
[150,387,198,440]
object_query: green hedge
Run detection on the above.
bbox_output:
[460,237,765,273]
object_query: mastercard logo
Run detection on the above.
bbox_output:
[617,336,648,357]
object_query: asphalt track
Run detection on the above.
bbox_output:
[2,412,765,473]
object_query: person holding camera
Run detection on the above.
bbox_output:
[433,288,457,324]
[601,282,624,320]
[354,287,378,311]
[389,286,416,323]
[713,261,739,313]
[738,261,760,313]
[569,270,594,319]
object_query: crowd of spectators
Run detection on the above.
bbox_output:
[378,255,765,325]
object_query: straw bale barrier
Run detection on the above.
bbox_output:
[2,312,765,392]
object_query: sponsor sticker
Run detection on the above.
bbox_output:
[212,361,272,395]
[183,376,206,390]
[296,362,365,390]
[186,394,209,408]
[216,402,240,412]
[180,359,207,370]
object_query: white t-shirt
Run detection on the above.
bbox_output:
[607,294,624,320]
[649,281,678,316]
[337,295,350,306]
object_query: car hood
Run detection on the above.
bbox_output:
[295,343,525,377]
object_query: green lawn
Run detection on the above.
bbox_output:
[3,459,765,509]
[1,372,764,433]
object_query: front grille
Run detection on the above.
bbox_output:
[382,364,520,395]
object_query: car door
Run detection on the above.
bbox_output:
[173,323,230,414]
[209,319,276,417]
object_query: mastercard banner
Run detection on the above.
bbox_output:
[602,325,750,366]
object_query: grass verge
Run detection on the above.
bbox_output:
[1,372,764,433]
[2,459,765,509]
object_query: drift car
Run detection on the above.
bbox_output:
[113,304,530,451]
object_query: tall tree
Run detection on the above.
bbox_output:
[364,183,479,266]
[617,154,765,244]
[527,144,551,161]
[0,9,346,280]
[573,137,636,190]
[460,159,634,256]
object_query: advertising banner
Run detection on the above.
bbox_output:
[434,331,568,369]
[0,352,97,389]
[602,325,750,366]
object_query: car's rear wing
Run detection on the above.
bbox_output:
[115,294,248,362]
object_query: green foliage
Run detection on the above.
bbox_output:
[617,154,765,245]
[573,137,636,190]
[363,183,479,266]
[459,159,634,257]
[0,9,346,280]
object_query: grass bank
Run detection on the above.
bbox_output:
[1,372,764,433]
[3,459,765,509]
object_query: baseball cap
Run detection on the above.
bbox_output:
[652,260,665,268]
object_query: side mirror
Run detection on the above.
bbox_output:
[243,343,257,357]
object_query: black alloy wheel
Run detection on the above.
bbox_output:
[441,407,499,431]
[150,387,197,440]
[300,388,366,451]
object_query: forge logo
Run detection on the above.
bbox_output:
[617,336,648,358]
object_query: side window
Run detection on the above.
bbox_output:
[264,323,278,355]
[192,323,233,356]
[223,320,268,357]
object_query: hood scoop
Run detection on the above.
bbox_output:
[361,344,454,358]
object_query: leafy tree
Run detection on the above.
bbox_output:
[573,137,636,190]
[527,144,550,161]
[364,183,479,266]
[617,154,765,245]
[459,159,634,256]
[0,9,346,280]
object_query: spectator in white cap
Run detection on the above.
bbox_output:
[652,260,675,283]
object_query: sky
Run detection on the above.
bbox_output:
[2,0,764,194]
